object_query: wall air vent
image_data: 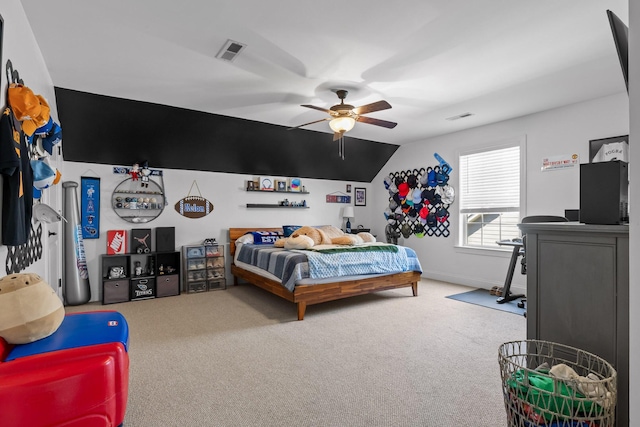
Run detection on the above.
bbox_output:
[216,40,246,62]
[445,112,474,121]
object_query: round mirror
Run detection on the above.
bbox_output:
[112,177,165,223]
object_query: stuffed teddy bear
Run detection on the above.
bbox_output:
[0,273,65,344]
[274,225,375,250]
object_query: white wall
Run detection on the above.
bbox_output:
[627,1,638,423]
[1,0,58,280]
[371,92,629,295]
[60,161,373,302]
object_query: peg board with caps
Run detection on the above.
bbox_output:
[383,162,454,239]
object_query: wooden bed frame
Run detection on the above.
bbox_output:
[229,227,421,320]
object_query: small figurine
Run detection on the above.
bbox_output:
[130,163,140,181]
[134,261,143,276]
[158,264,164,275]
[140,161,151,188]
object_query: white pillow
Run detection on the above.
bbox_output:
[236,234,255,245]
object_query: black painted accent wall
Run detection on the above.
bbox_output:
[55,87,398,182]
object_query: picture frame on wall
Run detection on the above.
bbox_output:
[346,184,352,193]
[260,177,275,191]
[289,177,302,192]
[589,135,629,163]
[355,187,366,206]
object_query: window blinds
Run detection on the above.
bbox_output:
[460,145,520,214]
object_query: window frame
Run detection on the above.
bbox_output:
[455,136,527,253]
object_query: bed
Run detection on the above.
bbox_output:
[229,227,423,320]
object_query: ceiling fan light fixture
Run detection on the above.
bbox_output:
[329,116,356,133]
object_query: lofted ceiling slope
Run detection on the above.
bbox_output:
[18,0,629,179]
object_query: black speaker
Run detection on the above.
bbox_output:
[155,227,175,252]
[580,161,628,225]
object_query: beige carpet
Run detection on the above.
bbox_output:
[67,279,525,426]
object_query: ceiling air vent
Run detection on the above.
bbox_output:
[216,40,246,62]
[445,112,474,121]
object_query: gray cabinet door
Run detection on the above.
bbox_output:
[519,223,629,427]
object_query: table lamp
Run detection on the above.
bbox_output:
[343,206,355,233]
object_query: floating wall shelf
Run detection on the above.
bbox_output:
[246,204,310,208]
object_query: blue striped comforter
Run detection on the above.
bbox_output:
[236,243,422,292]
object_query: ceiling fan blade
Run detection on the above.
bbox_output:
[288,117,330,130]
[352,100,392,115]
[356,115,398,129]
[301,104,332,114]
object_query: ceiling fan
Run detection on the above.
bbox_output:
[289,89,397,159]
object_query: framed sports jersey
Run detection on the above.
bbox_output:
[81,176,100,239]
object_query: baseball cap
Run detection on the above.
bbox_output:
[435,185,455,204]
[21,95,50,137]
[35,116,55,136]
[31,159,56,189]
[39,121,62,155]
[8,84,40,121]
[412,188,422,204]
[383,175,392,190]
[407,174,418,188]
[436,170,449,186]
[426,170,436,187]
[436,207,449,223]
[401,223,412,238]
[33,203,67,224]
[397,182,409,197]
[427,213,437,228]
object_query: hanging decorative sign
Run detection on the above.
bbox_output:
[541,154,579,171]
[326,192,351,203]
[175,180,213,219]
[80,176,100,239]
[113,166,163,176]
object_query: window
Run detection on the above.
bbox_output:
[459,139,524,248]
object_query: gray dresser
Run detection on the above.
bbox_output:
[518,222,629,427]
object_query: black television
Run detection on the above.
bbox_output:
[606,9,629,93]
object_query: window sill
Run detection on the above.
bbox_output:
[454,245,514,258]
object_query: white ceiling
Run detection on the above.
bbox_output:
[20,0,628,146]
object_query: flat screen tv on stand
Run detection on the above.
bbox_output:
[606,9,629,93]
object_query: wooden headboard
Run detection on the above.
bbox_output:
[228,227,283,257]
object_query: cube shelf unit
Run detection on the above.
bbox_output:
[182,244,226,293]
[100,251,181,304]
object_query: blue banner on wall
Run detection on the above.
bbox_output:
[81,176,100,239]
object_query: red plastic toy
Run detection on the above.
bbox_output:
[0,311,129,427]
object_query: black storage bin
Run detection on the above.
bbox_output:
[103,280,130,304]
[130,277,155,300]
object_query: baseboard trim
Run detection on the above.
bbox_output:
[421,272,526,296]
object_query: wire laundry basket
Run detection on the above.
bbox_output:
[498,340,617,427]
